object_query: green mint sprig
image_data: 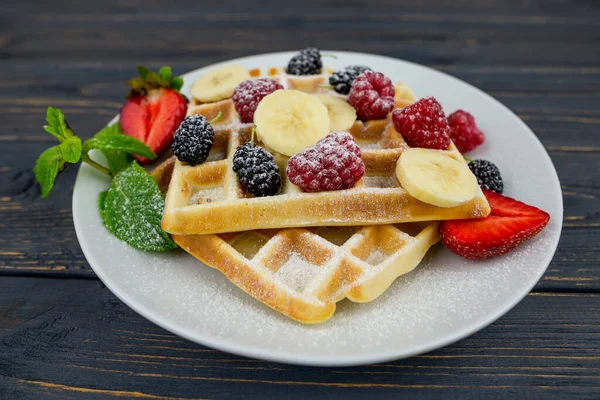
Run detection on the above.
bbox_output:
[34,107,176,252]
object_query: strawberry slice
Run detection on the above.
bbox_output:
[119,66,187,164]
[440,189,550,259]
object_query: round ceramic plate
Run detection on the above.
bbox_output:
[72,51,562,367]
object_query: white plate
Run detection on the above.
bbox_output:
[73,51,562,367]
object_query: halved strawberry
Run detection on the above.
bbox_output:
[119,66,187,164]
[440,189,550,259]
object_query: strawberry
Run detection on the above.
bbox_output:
[119,66,187,164]
[440,189,550,260]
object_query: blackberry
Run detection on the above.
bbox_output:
[287,47,322,75]
[329,65,372,95]
[233,141,281,197]
[468,159,504,194]
[300,47,321,61]
[172,114,214,166]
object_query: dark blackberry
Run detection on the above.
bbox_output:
[172,114,214,166]
[300,47,321,61]
[329,65,372,95]
[468,159,504,194]
[287,48,322,75]
[233,141,281,197]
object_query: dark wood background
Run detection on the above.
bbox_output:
[1,0,599,398]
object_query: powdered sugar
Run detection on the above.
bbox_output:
[363,175,396,188]
[111,225,557,356]
[190,186,223,204]
[273,252,322,293]
[206,151,226,162]
[357,141,382,149]
[365,248,389,265]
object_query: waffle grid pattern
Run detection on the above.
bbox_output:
[173,222,440,323]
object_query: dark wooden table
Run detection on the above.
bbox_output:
[1,1,599,398]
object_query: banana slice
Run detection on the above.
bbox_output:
[394,83,417,108]
[191,65,251,103]
[254,90,330,156]
[395,148,479,208]
[313,94,357,132]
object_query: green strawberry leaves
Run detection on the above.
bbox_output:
[126,65,184,98]
[34,107,173,252]
[99,162,177,252]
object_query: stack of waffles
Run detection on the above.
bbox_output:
[154,65,490,324]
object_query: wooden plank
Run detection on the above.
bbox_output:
[0,277,599,399]
[0,1,598,69]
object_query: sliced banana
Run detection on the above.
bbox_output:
[254,90,330,156]
[394,82,417,108]
[313,94,357,132]
[191,65,251,103]
[395,148,479,208]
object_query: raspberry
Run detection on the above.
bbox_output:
[392,96,451,150]
[232,78,283,123]
[347,71,395,121]
[329,65,372,95]
[468,159,503,194]
[287,48,322,76]
[233,142,281,197]
[286,132,365,192]
[324,130,362,155]
[172,114,214,166]
[447,110,485,153]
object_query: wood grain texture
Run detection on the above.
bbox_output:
[0,0,599,398]
[1,278,600,399]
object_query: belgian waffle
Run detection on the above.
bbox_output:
[152,157,440,324]
[161,67,490,235]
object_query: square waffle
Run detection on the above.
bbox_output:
[161,67,490,235]
[152,157,440,324]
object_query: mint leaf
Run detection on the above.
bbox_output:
[59,136,82,163]
[100,162,176,252]
[170,76,184,91]
[44,107,74,141]
[34,145,67,198]
[98,190,108,215]
[98,190,109,228]
[83,124,155,173]
[102,150,132,175]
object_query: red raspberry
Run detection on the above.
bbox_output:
[447,110,485,153]
[392,96,451,150]
[232,78,283,123]
[286,132,365,192]
[347,71,395,121]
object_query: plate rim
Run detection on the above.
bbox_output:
[72,50,563,367]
